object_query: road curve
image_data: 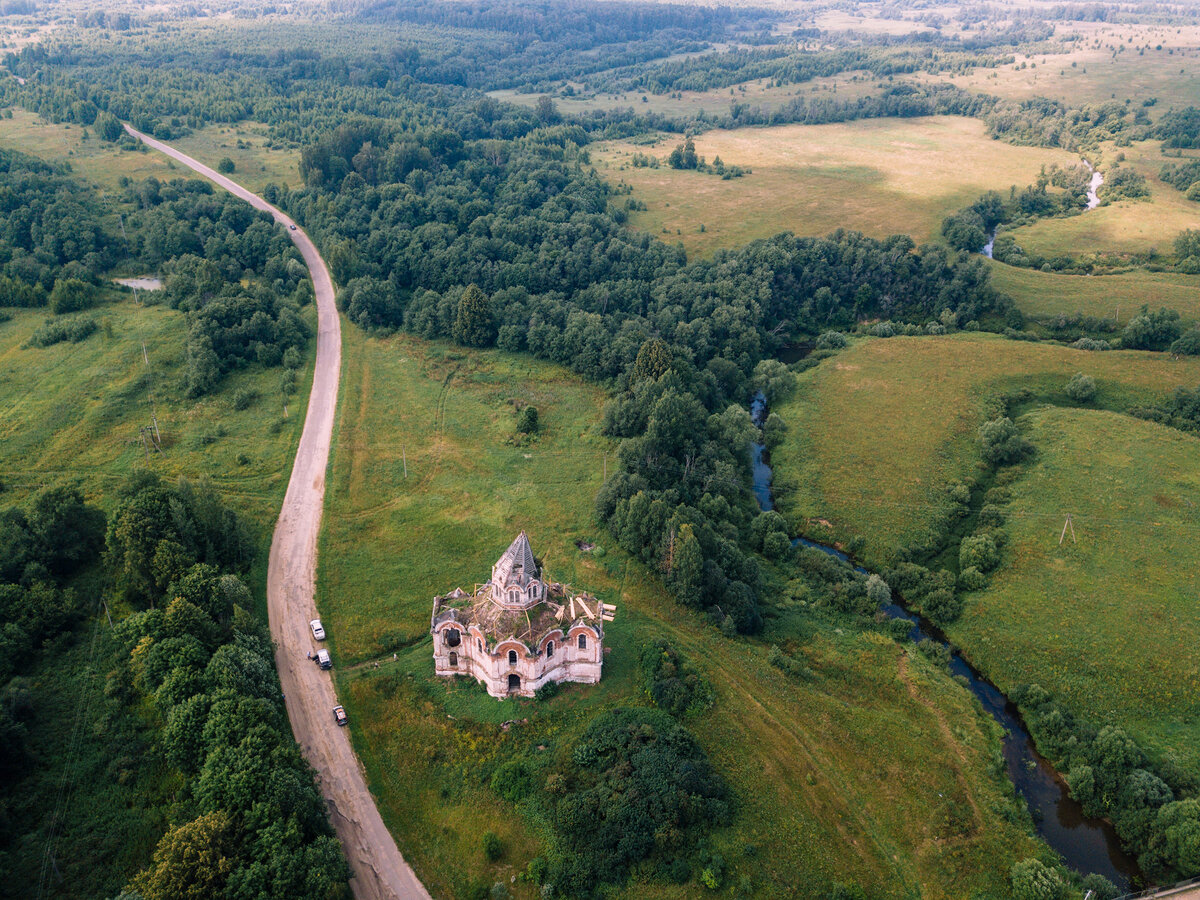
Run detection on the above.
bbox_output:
[125,125,432,900]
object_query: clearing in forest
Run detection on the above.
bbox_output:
[317,328,1042,900]
[596,116,1076,256]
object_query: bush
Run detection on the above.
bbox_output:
[958,566,989,591]
[1169,327,1200,356]
[639,640,714,717]
[978,417,1033,466]
[1071,337,1111,351]
[1010,858,1066,900]
[1122,306,1182,351]
[482,831,502,862]
[516,405,539,434]
[1065,373,1096,403]
[815,331,847,350]
[216,157,235,174]
[27,317,98,347]
[231,388,258,411]
[49,278,97,314]
[959,534,999,573]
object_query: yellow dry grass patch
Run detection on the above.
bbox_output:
[597,116,1077,256]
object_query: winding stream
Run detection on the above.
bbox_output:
[750,393,1139,889]
[980,160,1104,257]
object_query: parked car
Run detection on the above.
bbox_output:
[316,649,332,669]
[332,705,348,726]
[310,618,326,640]
[289,224,297,230]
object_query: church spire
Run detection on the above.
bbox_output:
[492,531,538,588]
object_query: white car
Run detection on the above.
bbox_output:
[310,618,326,640]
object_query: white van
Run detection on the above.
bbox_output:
[316,649,332,670]
[310,619,326,640]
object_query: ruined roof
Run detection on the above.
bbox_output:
[492,530,539,589]
[432,580,603,651]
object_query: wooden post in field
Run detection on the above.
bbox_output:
[1059,513,1076,545]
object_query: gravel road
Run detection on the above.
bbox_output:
[125,125,432,900]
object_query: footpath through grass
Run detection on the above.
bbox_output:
[771,333,1200,566]
[949,406,1200,777]
[318,327,1045,900]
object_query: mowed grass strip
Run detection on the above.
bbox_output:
[319,327,1043,899]
[772,333,1200,564]
[596,116,1077,256]
[950,406,1200,775]
[990,262,1200,325]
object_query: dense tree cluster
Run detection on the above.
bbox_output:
[102,473,349,897]
[1016,683,1200,879]
[0,147,118,307]
[639,639,714,718]
[544,707,729,895]
[1153,106,1200,148]
[0,487,105,680]
[124,177,312,394]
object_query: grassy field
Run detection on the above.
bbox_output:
[918,22,1200,113]
[0,108,299,196]
[990,263,1200,324]
[949,406,1200,776]
[317,328,1045,900]
[596,116,1077,256]
[771,333,1200,566]
[0,299,313,524]
[1007,141,1200,261]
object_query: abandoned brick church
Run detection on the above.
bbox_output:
[429,532,612,698]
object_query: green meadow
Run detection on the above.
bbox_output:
[317,328,1044,900]
[0,298,312,522]
[949,406,1200,776]
[596,116,1076,257]
[1008,141,1200,262]
[0,109,298,196]
[771,333,1200,566]
[989,262,1200,325]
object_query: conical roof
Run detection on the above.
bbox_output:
[492,531,538,588]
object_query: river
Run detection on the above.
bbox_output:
[981,160,1104,257]
[750,392,1139,889]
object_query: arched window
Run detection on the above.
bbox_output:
[477,639,483,652]
[445,628,461,648]
[546,641,555,658]
[577,634,587,651]
[508,649,518,665]
[448,651,458,666]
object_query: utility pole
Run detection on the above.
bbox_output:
[141,341,149,366]
[1059,513,1076,545]
[403,445,408,478]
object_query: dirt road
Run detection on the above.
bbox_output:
[126,125,432,900]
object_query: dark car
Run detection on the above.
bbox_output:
[289,224,297,230]
[333,705,348,726]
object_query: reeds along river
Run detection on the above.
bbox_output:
[749,391,1140,890]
